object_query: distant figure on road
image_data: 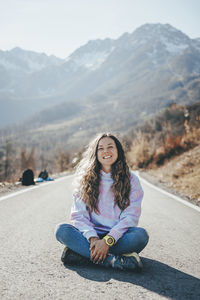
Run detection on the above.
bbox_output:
[38,170,49,180]
[55,133,149,272]
[22,169,35,186]
[37,169,54,182]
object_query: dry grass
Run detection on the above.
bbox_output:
[146,145,200,206]
[127,127,200,169]
[126,132,155,168]
[127,126,200,206]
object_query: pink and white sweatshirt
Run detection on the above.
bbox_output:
[70,170,144,243]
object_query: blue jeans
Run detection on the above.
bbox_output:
[55,224,149,268]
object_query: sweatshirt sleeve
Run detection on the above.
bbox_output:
[70,193,99,241]
[108,172,144,243]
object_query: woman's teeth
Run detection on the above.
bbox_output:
[103,155,111,159]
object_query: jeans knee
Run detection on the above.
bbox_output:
[128,227,149,246]
[55,223,71,242]
[139,228,149,246]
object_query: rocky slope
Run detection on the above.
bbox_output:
[143,145,200,207]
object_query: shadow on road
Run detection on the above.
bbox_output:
[65,257,200,300]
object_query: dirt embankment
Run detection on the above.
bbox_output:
[142,145,200,207]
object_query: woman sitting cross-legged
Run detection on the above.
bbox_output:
[55,133,149,271]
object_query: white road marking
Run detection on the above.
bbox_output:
[0,175,74,202]
[137,173,200,212]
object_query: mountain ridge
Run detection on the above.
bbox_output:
[0,23,200,147]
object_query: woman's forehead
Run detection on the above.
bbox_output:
[98,137,115,146]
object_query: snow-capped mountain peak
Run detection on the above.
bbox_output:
[132,23,190,50]
[67,38,115,70]
[0,47,64,73]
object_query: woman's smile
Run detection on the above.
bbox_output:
[103,155,112,159]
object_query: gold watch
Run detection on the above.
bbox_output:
[103,235,115,247]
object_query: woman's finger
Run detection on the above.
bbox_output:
[94,252,103,263]
[91,251,99,261]
[102,253,106,262]
[97,255,104,263]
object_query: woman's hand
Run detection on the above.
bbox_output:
[89,237,109,263]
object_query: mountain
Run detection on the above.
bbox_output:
[0,23,200,150]
[0,47,64,89]
[0,48,66,126]
[67,38,116,70]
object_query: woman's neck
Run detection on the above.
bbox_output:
[101,166,111,173]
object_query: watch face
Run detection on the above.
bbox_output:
[104,235,114,246]
[107,238,113,245]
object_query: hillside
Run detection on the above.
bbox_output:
[142,145,200,207]
[126,102,200,207]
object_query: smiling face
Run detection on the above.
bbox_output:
[97,137,118,173]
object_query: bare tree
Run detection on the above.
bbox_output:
[2,140,15,181]
[56,151,71,172]
[20,148,36,171]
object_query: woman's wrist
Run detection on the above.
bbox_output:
[89,236,99,243]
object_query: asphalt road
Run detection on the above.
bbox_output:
[0,174,199,300]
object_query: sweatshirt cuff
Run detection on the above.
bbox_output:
[108,229,122,243]
[83,230,99,241]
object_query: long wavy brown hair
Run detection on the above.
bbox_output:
[75,133,131,213]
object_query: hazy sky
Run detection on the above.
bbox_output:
[1,0,200,58]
